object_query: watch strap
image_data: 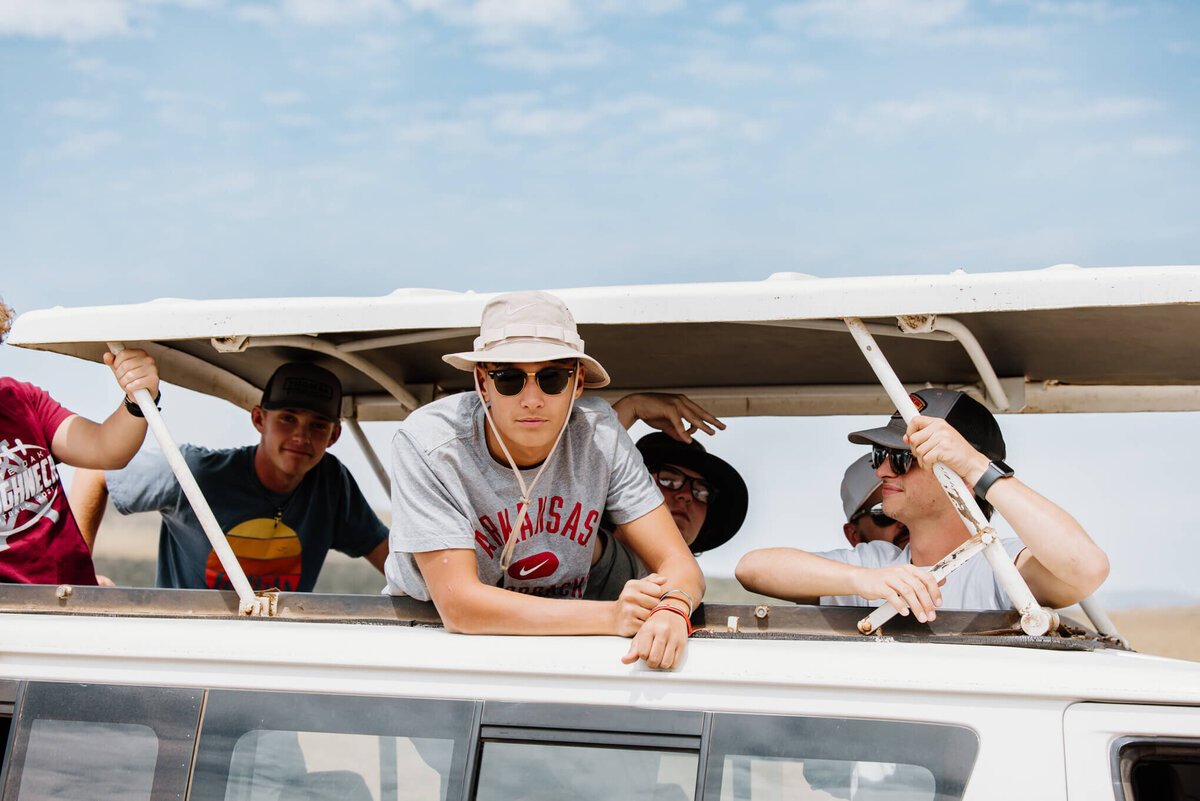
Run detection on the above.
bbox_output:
[974,459,1014,501]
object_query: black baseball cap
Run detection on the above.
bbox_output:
[847,388,1005,461]
[635,433,748,554]
[260,362,343,422]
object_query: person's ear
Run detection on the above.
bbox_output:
[843,522,862,547]
[328,423,342,447]
[476,366,490,403]
[251,406,266,434]
[573,362,585,398]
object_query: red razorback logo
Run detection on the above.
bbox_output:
[909,393,926,412]
[508,552,560,581]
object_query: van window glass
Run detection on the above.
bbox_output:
[475,741,698,801]
[0,682,202,801]
[17,720,158,801]
[705,713,978,801]
[1116,738,1200,800]
[191,690,476,801]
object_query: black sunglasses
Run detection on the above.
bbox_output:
[485,366,577,397]
[852,502,898,528]
[870,444,914,475]
[650,466,717,504]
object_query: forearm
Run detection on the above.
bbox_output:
[988,479,1109,604]
[646,552,705,610]
[434,582,618,635]
[53,408,148,469]
[735,548,861,603]
[68,469,110,552]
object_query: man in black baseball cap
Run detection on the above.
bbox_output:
[737,388,1109,618]
[72,361,389,592]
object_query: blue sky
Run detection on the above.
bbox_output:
[2,0,1199,604]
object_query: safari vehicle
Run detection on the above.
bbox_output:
[3,264,1200,801]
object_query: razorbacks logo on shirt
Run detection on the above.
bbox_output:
[473,496,600,559]
[205,518,303,592]
[0,438,62,552]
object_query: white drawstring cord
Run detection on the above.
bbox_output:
[473,367,579,571]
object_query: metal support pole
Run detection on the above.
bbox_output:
[108,343,273,616]
[841,320,1053,636]
[346,419,390,498]
[1079,595,1126,644]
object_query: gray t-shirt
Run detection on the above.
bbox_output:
[384,394,663,600]
[815,537,1027,610]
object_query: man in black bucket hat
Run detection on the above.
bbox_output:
[586,431,748,601]
[736,388,1109,619]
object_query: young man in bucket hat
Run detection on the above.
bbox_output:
[839,454,908,549]
[72,362,389,591]
[735,388,1109,620]
[384,291,705,670]
[585,431,748,601]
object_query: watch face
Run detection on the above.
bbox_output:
[993,459,1014,476]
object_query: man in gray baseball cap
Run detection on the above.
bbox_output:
[737,388,1109,619]
[385,291,704,670]
[840,454,908,549]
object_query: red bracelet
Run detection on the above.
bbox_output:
[651,604,693,637]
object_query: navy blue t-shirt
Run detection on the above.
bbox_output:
[108,444,386,591]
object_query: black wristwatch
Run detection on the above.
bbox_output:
[123,389,162,418]
[974,458,1014,500]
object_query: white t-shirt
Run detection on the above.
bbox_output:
[385,393,663,600]
[815,537,1027,610]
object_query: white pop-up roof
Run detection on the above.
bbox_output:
[10,264,1200,420]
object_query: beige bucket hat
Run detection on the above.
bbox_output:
[443,291,610,388]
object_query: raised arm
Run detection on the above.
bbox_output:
[735,547,943,621]
[51,349,160,469]
[611,393,724,442]
[905,415,1109,608]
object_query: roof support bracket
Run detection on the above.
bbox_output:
[896,314,1012,412]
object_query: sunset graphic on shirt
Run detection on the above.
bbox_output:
[205,518,303,591]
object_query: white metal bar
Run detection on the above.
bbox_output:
[239,335,421,413]
[345,419,390,498]
[107,343,270,616]
[927,316,1012,411]
[337,327,477,353]
[1078,595,1126,644]
[842,319,1053,636]
[745,318,956,341]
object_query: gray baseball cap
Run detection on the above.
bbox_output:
[840,454,881,521]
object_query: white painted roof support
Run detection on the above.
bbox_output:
[897,315,1012,411]
[237,335,421,413]
[108,343,273,616]
[840,321,1054,636]
[345,419,390,498]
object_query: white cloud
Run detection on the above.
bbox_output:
[53,130,124,159]
[835,91,1159,137]
[50,99,114,120]
[236,0,403,26]
[483,39,608,71]
[262,90,308,106]
[773,0,1042,47]
[0,0,134,40]
[683,53,773,87]
[1028,1,1135,23]
[70,57,143,80]
[711,4,747,25]
[1131,136,1190,159]
[276,113,321,128]
[143,88,225,135]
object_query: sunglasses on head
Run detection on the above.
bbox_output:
[870,444,914,475]
[852,502,898,528]
[650,466,717,504]
[485,365,577,396]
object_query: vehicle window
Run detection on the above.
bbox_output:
[1115,738,1200,800]
[190,690,477,801]
[475,741,698,801]
[0,682,202,801]
[704,713,978,801]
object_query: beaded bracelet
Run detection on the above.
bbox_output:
[659,589,694,617]
[651,604,693,636]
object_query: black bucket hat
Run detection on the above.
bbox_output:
[847,388,1005,461]
[635,432,749,554]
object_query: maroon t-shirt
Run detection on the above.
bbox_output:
[0,378,98,585]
